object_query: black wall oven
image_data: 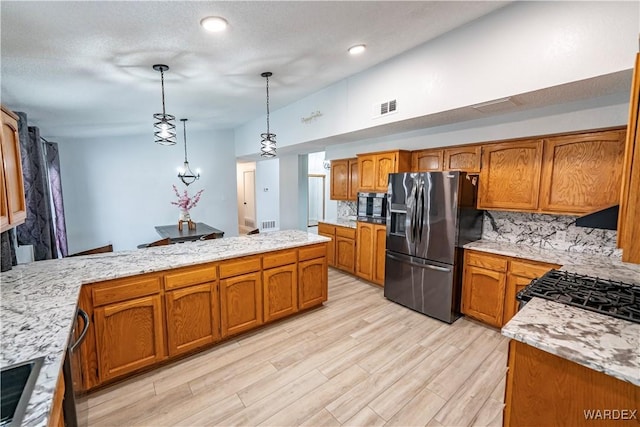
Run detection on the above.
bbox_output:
[357,192,387,221]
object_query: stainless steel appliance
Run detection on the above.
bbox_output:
[357,192,387,219]
[62,308,90,427]
[384,171,483,323]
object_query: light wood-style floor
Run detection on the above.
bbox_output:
[82,269,508,427]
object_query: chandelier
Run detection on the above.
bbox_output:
[153,64,176,145]
[177,119,200,186]
[260,72,276,158]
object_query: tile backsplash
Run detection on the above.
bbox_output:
[337,201,357,219]
[482,211,621,257]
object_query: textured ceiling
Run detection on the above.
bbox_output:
[1,1,511,140]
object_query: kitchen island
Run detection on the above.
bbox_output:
[0,230,329,427]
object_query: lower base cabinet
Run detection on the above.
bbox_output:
[298,257,328,310]
[504,340,639,427]
[355,222,387,286]
[263,263,298,322]
[462,264,506,327]
[220,271,263,337]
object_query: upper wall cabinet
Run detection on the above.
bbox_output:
[0,106,26,232]
[539,130,625,214]
[330,158,358,201]
[411,149,443,172]
[478,140,544,211]
[443,146,481,173]
[358,150,411,193]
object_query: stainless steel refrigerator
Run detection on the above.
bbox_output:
[384,171,483,323]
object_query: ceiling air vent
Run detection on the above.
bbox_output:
[471,97,517,114]
[373,99,398,119]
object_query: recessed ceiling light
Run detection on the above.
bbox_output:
[200,16,229,32]
[348,44,366,55]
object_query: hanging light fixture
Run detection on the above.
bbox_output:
[177,118,200,186]
[260,72,277,158]
[153,64,176,145]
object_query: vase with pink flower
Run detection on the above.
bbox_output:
[171,185,204,230]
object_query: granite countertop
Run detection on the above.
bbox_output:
[318,218,357,229]
[463,239,640,386]
[0,230,329,427]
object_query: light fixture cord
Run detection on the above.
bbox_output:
[161,68,167,115]
[265,74,270,134]
[183,120,188,162]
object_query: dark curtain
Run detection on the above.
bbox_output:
[15,112,57,260]
[44,141,68,257]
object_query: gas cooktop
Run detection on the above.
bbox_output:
[517,270,640,324]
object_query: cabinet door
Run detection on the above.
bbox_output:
[220,271,263,337]
[478,140,543,211]
[298,257,327,310]
[263,264,298,322]
[165,282,219,357]
[411,149,443,172]
[318,223,336,267]
[0,108,26,232]
[348,159,359,200]
[444,146,481,172]
[539,130,626,214]
[357,155,376,192]
[94,295,165,382]
[372,224,387,286]
[0,153,8,230]
[330,159,349,200]
[503,274,532,326]
[375,153,397,191]
[335,236,355,274]
[462,265,506,328]
[355,222,375,282]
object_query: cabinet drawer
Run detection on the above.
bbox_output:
[466,251,507,272]
[318,223,335,236]
[509,260,557,279]
[219,256,261,279]
[335,226,356,239]
[298,244,326,261]
[164,264,217,290]
[263,249,297,269]
[92,275,162,306]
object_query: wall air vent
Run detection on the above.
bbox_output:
[373,99,398,119]
[261,220,276,229]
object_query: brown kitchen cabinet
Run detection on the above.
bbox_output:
[443,146,481,173]
[219,256,263,337]
[318,223,336,267]
[503,258,559,325]
[411,149,443,172]
[330,158,358,201]
[164,264,220,357]
[298,244,328,310]
[0,105,26,232]
[335,225,356,274]
[262,249,298,322]
[355,222,386,286]
[48,371,65,427]
[357,150,411,192]
[92,273,166,383]
[478,139,544,211]
[539,130,626,214]
[461,251,507,328]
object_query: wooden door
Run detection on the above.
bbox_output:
[444,146,481,172]
[355,222,375,282]
[330,159,349,200]
[0,151,8,231]
[357,155,376,192]
[503,274,532,326]
[539,130,626,214]
[348,159,359,200]
[411,149,443,172]
[372,224,387,286]
[478,140,543,211]
[165,283,219,357]
[298,257,327,310]
[335,236,355,274]
[317,223,335,267]
[0,107,26,231]
[461,265,506,328]
[220,271,262,337]
[94,295,165,382]
[375,152,397,191]
[263,264,298,322]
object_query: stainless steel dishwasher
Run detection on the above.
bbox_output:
[62,307,90,427]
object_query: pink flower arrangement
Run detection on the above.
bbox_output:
[171,185,204,210]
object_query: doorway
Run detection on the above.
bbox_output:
[237,163,256,234]
[308,174,325,227]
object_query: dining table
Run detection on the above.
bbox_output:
[154,222,224,243]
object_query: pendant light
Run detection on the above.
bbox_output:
[260,72,277,158]
[177,118,200,186]
[153,64,176,145]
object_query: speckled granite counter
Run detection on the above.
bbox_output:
[463,240,640,386]
[318,219,357,229]
[0,230,329,427]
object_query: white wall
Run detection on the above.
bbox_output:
[279,154,308,231]
[255,158,280,231]
[307,151,336,221]
[58,128,238,252]
[234,1,638,157]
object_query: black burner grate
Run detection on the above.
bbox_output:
[517,270,640,324]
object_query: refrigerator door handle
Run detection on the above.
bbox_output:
[386,253,452,272]
[408,182,417,244]
[418,181,425,242]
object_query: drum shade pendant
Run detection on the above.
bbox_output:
[260,72,276,158]
[177,119,200,186]
[153,64,176,145]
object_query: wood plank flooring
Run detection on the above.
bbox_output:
[81,269,508,427]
